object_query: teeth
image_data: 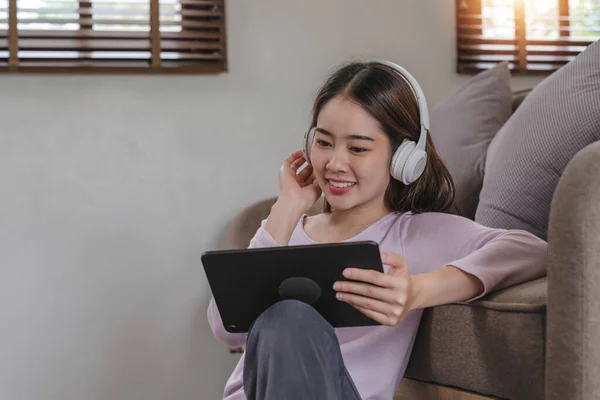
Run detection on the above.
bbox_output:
[329,180,355,188]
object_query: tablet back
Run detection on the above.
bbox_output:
[202,241,383,333]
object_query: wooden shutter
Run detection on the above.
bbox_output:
[0,0,226,73]
[456,0,598,74]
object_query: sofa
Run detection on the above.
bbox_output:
[214,42,600,400]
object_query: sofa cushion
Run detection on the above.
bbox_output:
[430,62,513,219]
[405,277,547,400]
[510,89,532,113]
[475,40,600,240]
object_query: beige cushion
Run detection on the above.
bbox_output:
[476,40,600,240]
[405,278,547,400]
[430,62,513,219]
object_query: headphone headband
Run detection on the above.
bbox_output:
[374,60,429,152]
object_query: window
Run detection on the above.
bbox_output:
[0,0,226,73]
[456,0,599,73]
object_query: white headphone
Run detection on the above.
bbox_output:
[302,60,429,185]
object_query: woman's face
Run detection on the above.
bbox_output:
[310,95,393,212]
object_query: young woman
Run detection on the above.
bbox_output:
[208,60,547,400]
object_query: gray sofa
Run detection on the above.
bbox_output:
[215,86,600,399]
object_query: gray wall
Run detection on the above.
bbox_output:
[0,1,543,399]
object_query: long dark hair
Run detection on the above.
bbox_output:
[310,61,455,214]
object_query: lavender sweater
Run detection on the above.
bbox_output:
[208,211,547,400]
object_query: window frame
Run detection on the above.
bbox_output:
[1,0,227,74]
[456,0,597,74]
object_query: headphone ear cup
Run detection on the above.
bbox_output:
[303,128,315,165]
[390,141,414,184]
[403,149,427,184]
[390,141,427,185]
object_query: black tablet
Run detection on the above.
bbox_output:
[202,241,383,333]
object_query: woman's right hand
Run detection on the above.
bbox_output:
[278,150,322,213]
[264,150,322,245]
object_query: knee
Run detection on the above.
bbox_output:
[267,299,317,319]
[249,300,332,342]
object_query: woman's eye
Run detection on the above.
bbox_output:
[316,140,331,147]
[350,147,368,153]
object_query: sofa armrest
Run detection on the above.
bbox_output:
[473,277,546,312]
[216,196,325,250]
[546,140,600,400]
[216,197,278,250]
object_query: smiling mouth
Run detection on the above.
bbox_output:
[327,180,356,195]
[328,180,356,188]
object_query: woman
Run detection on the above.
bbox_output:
[208,60,547,400]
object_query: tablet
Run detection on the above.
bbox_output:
[202,241,383,333]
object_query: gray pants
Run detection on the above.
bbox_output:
[243,299,362,400]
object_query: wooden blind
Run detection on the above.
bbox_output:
[456,0,598,74]
[0,0,226,73]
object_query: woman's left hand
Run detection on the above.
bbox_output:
[333,252,415,326]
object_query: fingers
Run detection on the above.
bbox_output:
[283,150,306,170]
[341,268,395,288]
[336,291,397,317]
[298,174,316,189]
[282,150,317,189]
[296,164,313,184]
[334,280,405,305]
[290,156,306,171]
[335,262,409,327]
[337,285,408,326]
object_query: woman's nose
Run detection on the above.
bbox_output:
[326,149,349,172]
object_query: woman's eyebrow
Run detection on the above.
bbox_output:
[315,127,375,142]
